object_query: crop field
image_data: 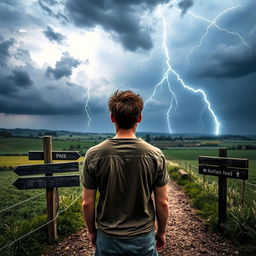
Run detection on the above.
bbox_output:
[0,138,256,239]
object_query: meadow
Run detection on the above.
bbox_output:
[0,136,255,255]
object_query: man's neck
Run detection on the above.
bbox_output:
[114,127,137,138]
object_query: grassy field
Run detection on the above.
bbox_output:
[0,137,255,255]
[0,137,97,154]
[0,156,84,167]
[163,148,256,205]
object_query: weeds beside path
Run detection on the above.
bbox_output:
[43,180,238,256]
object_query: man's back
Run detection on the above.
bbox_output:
[81,137,169,238]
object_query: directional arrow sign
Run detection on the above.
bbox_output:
[199,165,248,180]
[14,162,79,176]
[29,151,81,160]
[13,175,80,190]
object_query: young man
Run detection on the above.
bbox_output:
[81,90,169,255]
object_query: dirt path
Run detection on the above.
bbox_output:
[43,181,238,256]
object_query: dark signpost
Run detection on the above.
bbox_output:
[29,151,81,160]
[12,136,81,241]
[13,175,80,190]
[13,162,79,176]
[198,148,249,230]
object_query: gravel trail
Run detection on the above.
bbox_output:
[43,180,238,256]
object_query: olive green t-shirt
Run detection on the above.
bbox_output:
[81,137,169,238]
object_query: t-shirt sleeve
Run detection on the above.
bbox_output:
[81,153,98,190]
[153,153,169,187]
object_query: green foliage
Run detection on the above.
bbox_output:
[0,215,47,256]
[0,193,84,256]
[0,137,96,154]
[57,195,84,235]
[168,163,256,255]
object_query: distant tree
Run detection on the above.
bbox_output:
[145,134,151,143]
[69,134,72,138]
[237,145,243,150]
[77,144,81,149]
[0,131,13,137]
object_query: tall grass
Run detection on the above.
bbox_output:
[0,194,84,256]
[168,161,256,255]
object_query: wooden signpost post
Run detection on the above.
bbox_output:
[12,136,81,240]
[198,148,248,229]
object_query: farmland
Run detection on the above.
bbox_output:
[0,136,256,255]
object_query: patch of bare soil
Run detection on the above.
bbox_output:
[43,181,238,256]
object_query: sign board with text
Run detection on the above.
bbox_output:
[198,156,248,180]
[29,151,81,161]
[198,165,248,180]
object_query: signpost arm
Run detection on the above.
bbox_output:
[218,148,227,229]
[43,136,58,240]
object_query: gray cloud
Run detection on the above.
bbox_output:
[178,0,193,16]
[0,69,33,95]
[0,0,41,30]
[37,0,68,23]
[64,0,169,51]
[43,25,65,43]
[46,53,80,79]
[200,46,256,78]
[0,38,15,66]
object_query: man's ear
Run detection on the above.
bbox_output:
[137,114,142,123]
[110,114,116,123]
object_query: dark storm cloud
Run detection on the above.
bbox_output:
[196,45,256,78]
[46,53,80,79]
[43,25,65,43]
[37,0,68,23]
[9,69,33,86]
[0,69,33,95]
[0,96,85,115]
[0,38,15,66]
[64,0,169,51]
[178,0,193,16]
[186,1,256,79]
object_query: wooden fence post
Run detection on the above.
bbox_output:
[43,136,58,240]
[218,148,227,229]
[241,180,245,207]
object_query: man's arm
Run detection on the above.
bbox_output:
[82,187,97,246]
[154,184,169,251]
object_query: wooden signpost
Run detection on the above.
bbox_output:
[198,148,249,228]
[12,136,81,240]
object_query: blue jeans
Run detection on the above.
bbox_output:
[95,230,158,256]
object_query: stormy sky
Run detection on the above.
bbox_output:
[0,0,255,135]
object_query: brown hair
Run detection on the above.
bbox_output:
[108,90,144,129]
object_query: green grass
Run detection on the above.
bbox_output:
[163,148,256,204]
[1,138,255,255]
[168,163,256,255]
[0,137,97,154]
[163,148,256,161]
[0,168,83,256]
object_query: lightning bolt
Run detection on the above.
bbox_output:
[84,79,91,129]
[145,4,221,135]
[186,5,250,64]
